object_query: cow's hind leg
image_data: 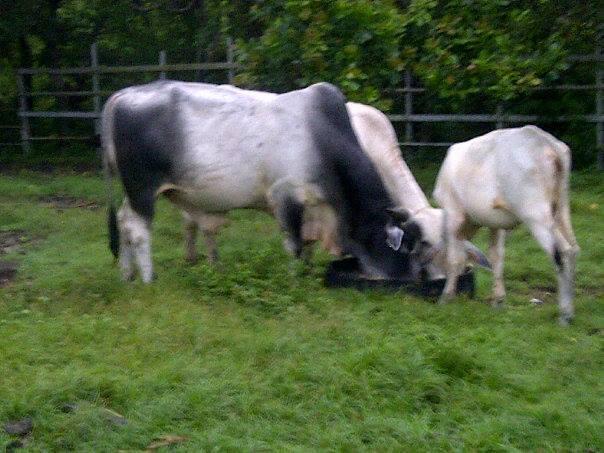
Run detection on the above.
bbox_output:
[118,198,154,283]
[117,200,135,281]
[489,228,506,306]
[525,217,575,326]
[202,230,220,264]
[183,212,199,264]
[182,212,228,264]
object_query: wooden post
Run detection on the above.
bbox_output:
[495,104,504,129]
[16,73,31,155]
[195,47,204,82]
[226,37,234,84]
[597,69,603,170]
[404,70,413,145]
[159,50,167,80]
[597,27,603,170]
[90,43,101,135]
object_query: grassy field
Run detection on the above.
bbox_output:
[0,166,602,451]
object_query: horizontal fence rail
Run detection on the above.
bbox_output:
[17,61,237,76]
[15,39,237,154]
[11,40,604,168]
[388,113,604,123]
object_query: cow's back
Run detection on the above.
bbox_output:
[105,81,322,212]
[434,126,570,228]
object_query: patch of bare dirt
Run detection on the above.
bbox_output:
[0,261,18,287]
[39,195,100,210]
[0,230,30,255]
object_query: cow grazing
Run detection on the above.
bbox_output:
[344,102,488,279]
[433,126,579,325]
[184,101,488,280]
[102,81,413,282]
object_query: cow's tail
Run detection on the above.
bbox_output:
[101,96,120,259]
[553,142,579,251]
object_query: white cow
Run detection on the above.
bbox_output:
[433,126,579,325]
[345,102,488,279]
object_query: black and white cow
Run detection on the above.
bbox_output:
[182,101,489,280]
[102,81,414,282]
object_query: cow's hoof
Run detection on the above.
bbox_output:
[490,297,505,308]
[559,314,573,327]
[140,272,156,284]
[121,272,136,282]
[437,295,452,305]
[185,255,199,265]
[209,261,225,272]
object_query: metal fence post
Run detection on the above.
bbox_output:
[404,70,413,145]
[597,69,603,170]
[159,50,167,80]
[226,37,234,84]
[91,43,101,135]
[495,104,504,129]
[597,26,603,170]
[16,73,31,155]
[195,47,204,82]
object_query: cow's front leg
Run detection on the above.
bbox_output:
[489,228,506,306]
[439,211,466,304]
[440,240,466,304]
[268,181,306,259]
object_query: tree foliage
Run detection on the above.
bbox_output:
[0,0,599,163]
[401,0,597,107]
[235,0,405,110]
[235,0,598,108]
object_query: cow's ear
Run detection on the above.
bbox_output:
[386,207,411,224]
[463,241,492,270]
[386,225,404,251]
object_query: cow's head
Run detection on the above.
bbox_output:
[385,207,430,264]
[385,207,490,279]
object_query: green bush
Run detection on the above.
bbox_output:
[236,0,405,110]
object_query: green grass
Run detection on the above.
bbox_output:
[0,167,602,451]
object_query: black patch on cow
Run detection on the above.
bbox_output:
[282,197,305,257]
[112,82,184,220]
[553,246,562,268]
[307,83,412,279]
[108,204,119,258]
[400,220,423,253]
